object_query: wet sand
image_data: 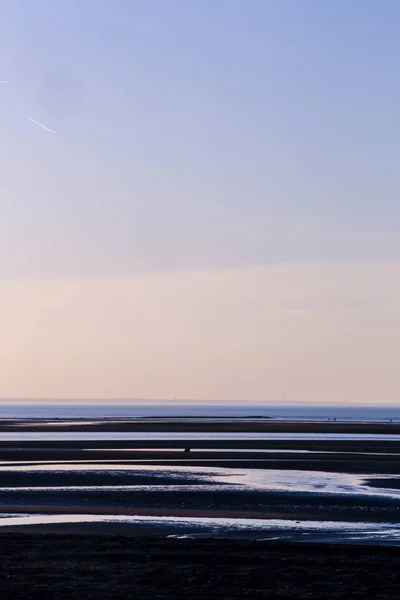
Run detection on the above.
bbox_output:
[1,487,399,522]
[365,478,400,490]
[0,441,400,473]
[0,420,399,522]
[0,503,399,524]
[1,534,399,599]
[3,418,400,433]
[0,419,400,597]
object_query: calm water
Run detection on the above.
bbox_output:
[0,402,400,421]
[0,465,400,544]
[2,513,400,545]
[0,464,396,499]
[1,432,400,441]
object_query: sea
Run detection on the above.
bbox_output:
[0,401,399,421]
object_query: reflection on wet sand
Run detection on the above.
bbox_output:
[2,512,400,545]
[0,463,398,498]
[0,419,399,545]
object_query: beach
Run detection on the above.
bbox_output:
[0,415,400,597]
[1,534,400,599]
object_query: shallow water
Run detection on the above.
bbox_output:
[0,463,397,498]
[0,409,399,547]
[1,512,400,545]
[1,432,400,441]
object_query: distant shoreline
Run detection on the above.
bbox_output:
[1,418,400,433]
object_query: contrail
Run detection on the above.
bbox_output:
[0,80,10,83]
[28,117,56,135]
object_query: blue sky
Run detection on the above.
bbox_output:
[1,0,400,279]
[2,2,400,402]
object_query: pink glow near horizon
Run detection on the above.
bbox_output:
[1,261,399,403]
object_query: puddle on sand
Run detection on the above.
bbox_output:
[0,463,398,499]
[0,513,400,545]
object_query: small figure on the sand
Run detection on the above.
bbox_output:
[184,447,191,453]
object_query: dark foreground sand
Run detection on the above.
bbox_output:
[0,534,399,599]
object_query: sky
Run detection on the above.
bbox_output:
[0,1,400,403]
